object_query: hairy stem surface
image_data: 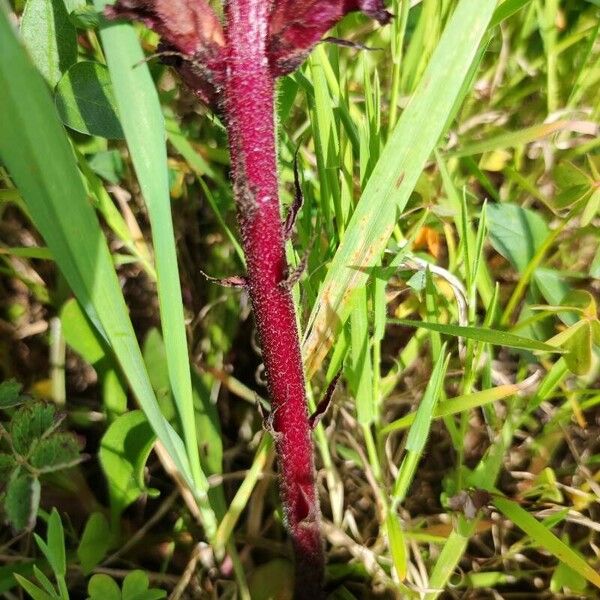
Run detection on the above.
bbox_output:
[224,0,324,595]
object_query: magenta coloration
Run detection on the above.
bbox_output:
[106,0,389,595]
[223,0,325,592]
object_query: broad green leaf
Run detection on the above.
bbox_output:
[55,61,124,138]
[248,559,294,600]
[5,474,41,530]
[526,468,563,503]
[11,403,58,456]
[88,149,124,184]
[122,570,166,600]
[391,319,562,353]
[487,203,549,273]
[0,5,193,488]
[99,410,156,519]
[142,329,171,397]
[101,369,129,421]
[551,560,588,594]
[302,0,498,375]
[61,298,128,419]
[122,570,149,600]
[492,496,600,589]
[554,162,592,189]
[558,290,596,317]
[0,379,23,409]
[61,298,106,365]
[553,186,590,210]
[87,574,121,600]
[0,453,15,484]
[86,570,165,600]
[547,320,594,375]
[63,0,86,12]
[77,512,111,574]
[533,268,575,326]
[20,0,77,87]
[142,329,223,478]
[69,4,101,29]
[93,0,212,529]
[29,432,84,472]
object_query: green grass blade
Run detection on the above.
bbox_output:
[214,436,273,554]
[302,0,498,376]
[492,496,600,589]
[385,511,407,582]
[392,350,449,505]
[425,527,471,599]
[382,382,527,435]
[93,3,214,530]
[0,1,192,489]
[391,319,563,353]
[490,0,534,29]
[450,121,569,157]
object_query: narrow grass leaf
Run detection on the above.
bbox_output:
[13,575,53,600]
[405,351,449,453]
[386,511,407,581]
[493,496,600,589]
[0,247,52,260]
[391,319,562,353]
[94,3,214,529]
[349,286,374,425]
[382,383,524,435]
[302,0,498,376]
[214,436,273,554]
[0,5,192,486]
[393,351,449,505]
[451,121,570,157]
[490,0,534,28]
[425,528,471,599]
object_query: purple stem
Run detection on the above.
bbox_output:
[224,0,324,595]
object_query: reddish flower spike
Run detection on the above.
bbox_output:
[105,1,390,596]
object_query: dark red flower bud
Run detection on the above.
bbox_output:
[106,0,391,102]
[267,0,392,75]
[105,0,225,106]
[105,0,224,54]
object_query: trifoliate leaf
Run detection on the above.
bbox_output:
[29,432,84,472]
[0,379,24,409]
[5,474,41,530]
[11,403,59,456]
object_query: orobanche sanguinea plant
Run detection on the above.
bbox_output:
[106,0,390,595]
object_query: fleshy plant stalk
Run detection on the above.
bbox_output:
[105,0,390,595]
